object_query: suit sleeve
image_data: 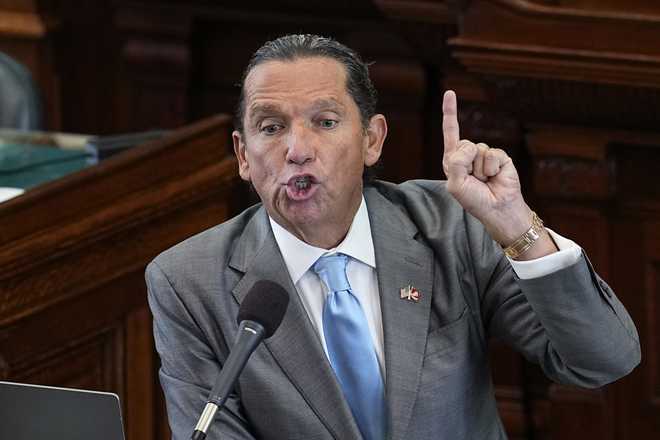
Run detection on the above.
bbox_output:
[465,215,641,388]
[146,261,257,440]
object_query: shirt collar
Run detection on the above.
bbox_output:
[269,196,376,285]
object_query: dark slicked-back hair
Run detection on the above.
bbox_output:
[235,34,378,133]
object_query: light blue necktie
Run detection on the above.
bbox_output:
[313,254,386,440]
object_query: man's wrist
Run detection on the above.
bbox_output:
[488,208,559,261]
[483,201,534,247]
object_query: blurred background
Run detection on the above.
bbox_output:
[1,0,658,439]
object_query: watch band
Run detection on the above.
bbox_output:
[502,211,544,259]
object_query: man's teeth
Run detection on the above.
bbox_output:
[295,177,311,190]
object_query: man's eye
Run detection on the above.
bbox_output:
[261,124,283,135]
[319,119,338,129]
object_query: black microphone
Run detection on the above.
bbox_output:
[191,280,289,440]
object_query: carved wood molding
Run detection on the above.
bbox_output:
[491,0,660,23]
[450,0,660,88]
[453,43,660,89]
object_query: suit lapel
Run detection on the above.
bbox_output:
[229,207,361,439]
[365,188,434,440]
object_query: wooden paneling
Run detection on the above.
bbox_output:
[613,218,660,439]
[524,125,660,439]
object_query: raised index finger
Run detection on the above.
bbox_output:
[442,90,460,157]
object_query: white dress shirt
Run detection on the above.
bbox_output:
[269,196,582,377]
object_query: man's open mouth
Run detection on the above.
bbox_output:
[294,176,311,190]
[286,175,317,200]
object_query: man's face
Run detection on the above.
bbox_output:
[233,57,386,247]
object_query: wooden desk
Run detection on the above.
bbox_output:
[0,114,248,440]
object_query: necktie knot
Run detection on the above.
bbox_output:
[313,254,351,293]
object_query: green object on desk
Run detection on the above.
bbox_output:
[0,143,93,189]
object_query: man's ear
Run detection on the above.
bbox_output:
[232,130,251,182]
[364,114,387,167]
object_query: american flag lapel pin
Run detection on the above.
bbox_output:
[400,284,421,302]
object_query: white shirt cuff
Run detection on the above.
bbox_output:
[507,228,582,280]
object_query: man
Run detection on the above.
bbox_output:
[146,34,640,440]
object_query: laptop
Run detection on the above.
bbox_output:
[0,381,125,440]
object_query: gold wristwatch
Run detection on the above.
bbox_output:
[502,211,544,259]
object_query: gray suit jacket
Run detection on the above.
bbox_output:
[146,180,640,440]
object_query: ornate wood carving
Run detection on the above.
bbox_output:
[449,1,660,131]
[451,0,660,87]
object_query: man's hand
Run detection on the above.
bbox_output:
[442,90,557,258]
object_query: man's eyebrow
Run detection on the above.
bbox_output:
[310,98,345,112]
[247,103,282,118]
[247,98,345,119]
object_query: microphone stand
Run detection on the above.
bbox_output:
[190,321,266,440]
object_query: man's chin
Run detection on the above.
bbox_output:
[274,202,325,228]
[284,207,323,227]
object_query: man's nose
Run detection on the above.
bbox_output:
[285,123,315,165]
